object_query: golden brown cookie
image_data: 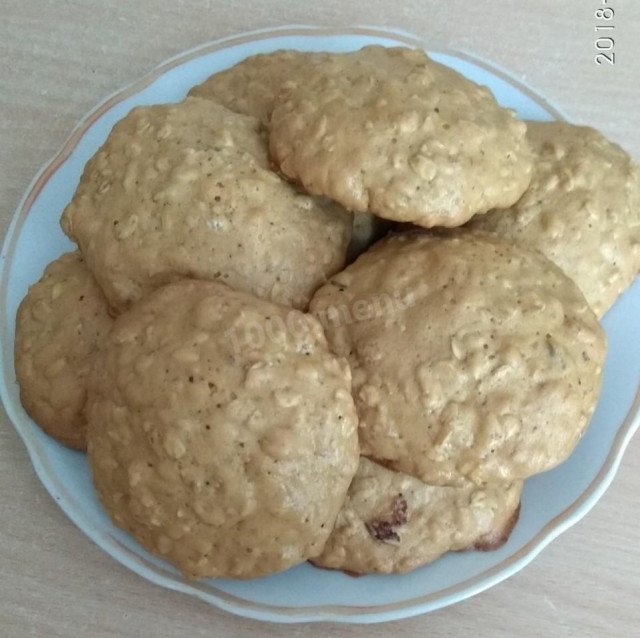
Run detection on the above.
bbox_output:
[61,97,351,311]
[188,50,330,124]
[467,121,640,317]
[269,46,533,227]
[14,252,113,450]
[312,457,522,574]
[87,279,359,579]
[189,52,393,264]
[310,232,605,486]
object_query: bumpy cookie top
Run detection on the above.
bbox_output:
[188,50,330,124]
[87,280,359,579]
[467,121,640,317]
[269,46,533,227]
[61,97,351,311]
[14,252,113,450]
[189,52,386,262]
[310,232,605,486]
[313,458,522,574]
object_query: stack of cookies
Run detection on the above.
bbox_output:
[15,46,639,579]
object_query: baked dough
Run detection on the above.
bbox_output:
[313,457,522,574]
[14,252,113,450]
[189,53,386,262]
[269,46,533,227]
[87,279,359,579]
[310,232,605,486]
[467,121,640,317]
[188,49,330,124]
[61,97,351,311]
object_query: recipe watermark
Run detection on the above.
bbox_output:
[594,2,615,65]
[225,289,416,355]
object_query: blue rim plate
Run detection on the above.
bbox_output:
[1,25,639,624]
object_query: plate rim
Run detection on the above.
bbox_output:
[1,24,638,624]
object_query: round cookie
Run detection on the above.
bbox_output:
[87,280,359,579]
[188,49,330,124]
[61,97,351,311]
[310,232,605,486]
[14,252,113,450]
[269,46,533,227]
[313,458,522,574]
[467,121,640,317]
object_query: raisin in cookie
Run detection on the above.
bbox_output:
[313,457,521,574]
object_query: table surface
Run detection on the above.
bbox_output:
[1,2,639,636]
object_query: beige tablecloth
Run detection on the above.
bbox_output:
[1,2,639,636]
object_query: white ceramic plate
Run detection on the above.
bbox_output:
[1,26,639,624]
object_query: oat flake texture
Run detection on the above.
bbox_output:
[189,50,388,261]
[61,97,351,311]
[87,280,359,579]
[14,252,113,450]
[188,49,332,125]
[269,46,533,227]
[310,232,605,486]
[467,121,640,317]
[313,457,522,574]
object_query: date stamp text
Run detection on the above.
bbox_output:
[595,1,615,65]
